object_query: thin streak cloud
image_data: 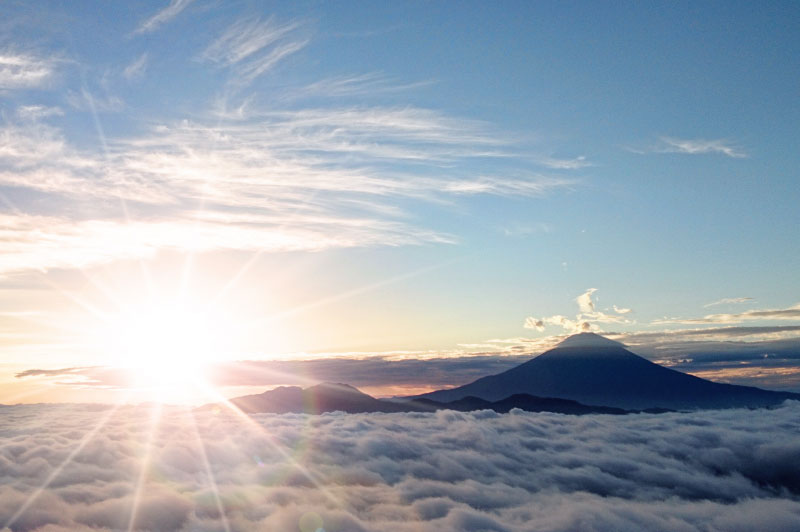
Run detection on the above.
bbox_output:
[653,303,800,325]
[122,54,148,81]
[657,137,747,158]
[201,17,306,85]
[0,104,571,274]
[704,297,754,308]
[133,0,194,35]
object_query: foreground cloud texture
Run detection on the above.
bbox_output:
[1,403,799,531]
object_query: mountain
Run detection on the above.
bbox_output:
[230,382,406,414]
[414,332,800,410]
[222,381,632,415]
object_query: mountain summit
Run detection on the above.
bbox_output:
[415,333,799,410]
[555,332,625,349]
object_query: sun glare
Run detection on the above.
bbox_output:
[102,301,230,402]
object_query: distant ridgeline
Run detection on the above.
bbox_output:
[213,333,800,415]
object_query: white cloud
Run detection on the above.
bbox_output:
[133,0,194,35]
[536,155,591,170]
[0,105,571,274]
[0,213,454,275]
[0,51,55,89]
[704,297,754,308]
[647,137,747,158]
[15,105,63,121]
[653,303,800,325]
[290,73,434,101]
[122,54,148,81]
[576,288,597,313]
[201,17,306,85]
[525,289,632,334]
[1,402,799,531]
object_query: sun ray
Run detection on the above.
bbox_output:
[240,257,460,331]
[126,402,163,532]
[192,379,348,511]
[2,399,126,530]
[188,407,232,532]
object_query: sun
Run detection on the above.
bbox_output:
[102,300,231,402]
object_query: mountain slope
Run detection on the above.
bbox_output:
[415,333,800,410]
[231,382,407,414]
[222,381,632,415]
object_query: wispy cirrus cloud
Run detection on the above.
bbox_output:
[659,136,746,158]
[0,104,572,274]
[0,213,455,274]
[201,17,307,85]
[704,296,754,308]
[132,0,194,35]
[122,53,148,81]
[0,50,56,90]
[536,155,591,170]
[632,136,747,158]
[287,73,435,101]
[0,14,575,277]
[653,303,800,325]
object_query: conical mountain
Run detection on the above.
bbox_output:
[416,332,799,409]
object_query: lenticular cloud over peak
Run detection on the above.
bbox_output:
[1,402,799,531]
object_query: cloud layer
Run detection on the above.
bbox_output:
[0,402,799,531]
[0,101,572,275]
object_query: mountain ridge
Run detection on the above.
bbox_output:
[215,380,633,416]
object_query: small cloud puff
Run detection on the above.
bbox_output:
[524,288,633,334]
[1,401,799,531]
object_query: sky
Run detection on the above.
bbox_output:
[1,0,799,403]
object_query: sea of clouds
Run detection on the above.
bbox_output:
[1,401,800,532]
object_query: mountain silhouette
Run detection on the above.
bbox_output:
[231,382,406,414]
[414,332,800,410]
[223,380,631,415]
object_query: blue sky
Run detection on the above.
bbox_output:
[1,1,799,401]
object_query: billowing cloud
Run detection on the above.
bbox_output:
[575,288,597,313]
[133,0,194,35]
[0,402,799,531]
[524,289,633,334]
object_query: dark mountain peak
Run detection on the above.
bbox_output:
[556,332,625,349]
[416,336,800,410]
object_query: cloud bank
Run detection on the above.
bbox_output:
[0,402,799,531]
[16,331,800,395]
